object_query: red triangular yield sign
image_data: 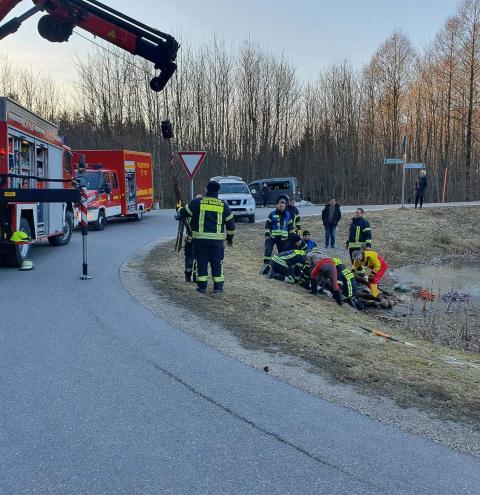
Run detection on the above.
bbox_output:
[177,151,207,179]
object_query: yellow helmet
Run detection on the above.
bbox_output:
[10,231,31,243]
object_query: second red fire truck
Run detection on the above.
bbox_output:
[73,150,154,230]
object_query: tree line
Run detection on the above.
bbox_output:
[1,0,480,206]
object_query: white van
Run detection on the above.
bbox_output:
[211,176,256,223]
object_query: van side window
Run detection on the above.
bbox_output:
[112,173,119,190]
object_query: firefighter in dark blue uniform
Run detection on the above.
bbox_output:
[268,234,306,283]
[177,181,235,294]
[347,208,372,261]
[262,199,294,273]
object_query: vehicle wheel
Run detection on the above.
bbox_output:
[128,210,143,222]
[92,210,107,231]
[4,217,32,267]
[248,215,255,223]
[48,211,73,246]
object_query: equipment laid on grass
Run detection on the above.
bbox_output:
[359,326,414,346]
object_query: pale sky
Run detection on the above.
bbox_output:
[0,0,458,84]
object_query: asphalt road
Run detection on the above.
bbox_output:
[1,209,480,494]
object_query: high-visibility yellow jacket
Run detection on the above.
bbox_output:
[180,194,235,241]
[352,250,387,275]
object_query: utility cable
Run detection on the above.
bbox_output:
[72,30,155,78]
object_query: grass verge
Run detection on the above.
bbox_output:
[141,206,480,428]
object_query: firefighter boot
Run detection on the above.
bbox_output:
[185,270,192,282]
[213,282,224,294]
[196,282,207,294]
[260,264,270,275]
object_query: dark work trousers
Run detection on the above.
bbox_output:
[184,239,196,282]
[264,236,286,264]
[415,194,424,208]
[270,260,291,280]
[338,269,357,298]
[324,224,336,248]
[194,239,225,290]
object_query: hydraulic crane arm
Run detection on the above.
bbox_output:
[0,1,23,22]
[0,0,179,91]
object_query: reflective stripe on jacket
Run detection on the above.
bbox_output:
[265,209,294,239]
[347,217,372,248]
[287,205,301,232]
[181,194,235,241]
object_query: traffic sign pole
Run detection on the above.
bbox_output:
[401,136,408,209]
[385,137,426,209]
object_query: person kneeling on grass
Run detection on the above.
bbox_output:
[351,249,388,299]
[309,255,342,306]
[268,234,306,284]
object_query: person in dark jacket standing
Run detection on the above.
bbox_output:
[321,198,341,248]
[287,199,302,234]
[177,180,235,294]
[260,183,269,208]
[347,208,372,261]
[262,198,294,272]
[414,170,427,209]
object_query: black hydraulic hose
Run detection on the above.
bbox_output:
[81,0,177,44]
[65,0,179,52]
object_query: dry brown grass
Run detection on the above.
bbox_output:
[142,206,480,427]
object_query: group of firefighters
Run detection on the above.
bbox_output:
[259,198,388,307]
[176,180,389,307]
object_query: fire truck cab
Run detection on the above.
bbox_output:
[73,150,154,230]
[0,97,76,266]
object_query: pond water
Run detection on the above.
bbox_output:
[391,260,480,304]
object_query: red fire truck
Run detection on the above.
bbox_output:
[73,150,154,230]
[0,97,78,266]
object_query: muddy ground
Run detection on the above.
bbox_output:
[141,206,480,429]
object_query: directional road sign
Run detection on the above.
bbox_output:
[404,163,425,169]
[177,151,207,179]
[384,158,404,165]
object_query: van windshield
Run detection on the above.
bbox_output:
[219,183,249,194]
[75,171,102,190]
